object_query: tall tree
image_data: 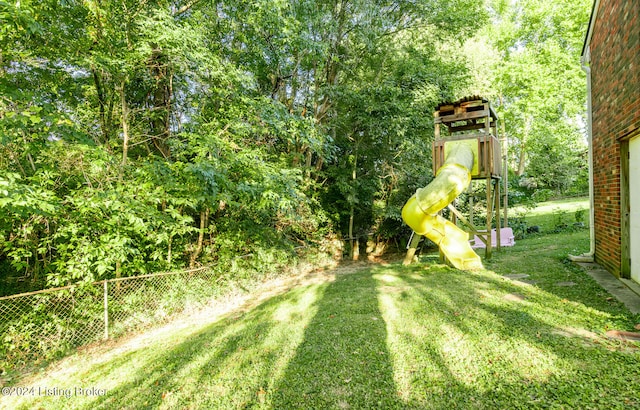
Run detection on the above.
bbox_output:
[482,0,591,196]
[0,0,490,290]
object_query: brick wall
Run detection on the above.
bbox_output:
[589,0,640,276]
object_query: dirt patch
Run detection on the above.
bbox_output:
[503,293,527,302]
[551,326,599,341]
[605,330,640,343]
[503,274,530,280]
[554,281,577,287]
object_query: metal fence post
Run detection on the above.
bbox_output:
[103,280,109,340]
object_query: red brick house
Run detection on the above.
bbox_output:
[579,0,639,283]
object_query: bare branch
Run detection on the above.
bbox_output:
[173,0,200,17]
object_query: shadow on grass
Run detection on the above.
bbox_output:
[271,270,402,409]
[373,262,640,408]
[482,231,636,320]
[76,283,326,409]
[8,254,639,409]
[69,263,402,409]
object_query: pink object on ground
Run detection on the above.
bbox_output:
[471,227,515,249]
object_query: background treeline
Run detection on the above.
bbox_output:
[0,0,590,295]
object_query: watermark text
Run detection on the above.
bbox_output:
[2,386,107,398]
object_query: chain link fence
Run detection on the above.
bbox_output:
[0,244,332,378]
[0,266,216,375]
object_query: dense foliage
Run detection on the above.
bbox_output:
[478,0,592,199]
[1,0,590,294]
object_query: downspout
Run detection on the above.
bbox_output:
[569,47,595,262]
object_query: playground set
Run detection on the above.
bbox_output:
[402,96,513,269]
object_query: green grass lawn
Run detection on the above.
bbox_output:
[2,200,639,409]
[510,197,590,233]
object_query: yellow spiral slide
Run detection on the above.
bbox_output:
[401,143,483,270]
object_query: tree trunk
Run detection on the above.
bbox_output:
[115,260,121,291]
[349,205,358,261]
[167,236,173,266]
[350,149,359,261]
[516,145,526,176]
[516,116,531,176]
[89,0,110,143]
[148,45,172,159]
[190,207,209,268]
[92,67,109,143]
[501,110,508,227]
[118,80,130,182]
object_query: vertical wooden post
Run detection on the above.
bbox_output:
[403,232,423,265]
[468,182,475,227]
[501,118,509,228]
[485,176,493,259]
[485,107,493,259]
[495,180,501,251]
[433,123,441,176]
